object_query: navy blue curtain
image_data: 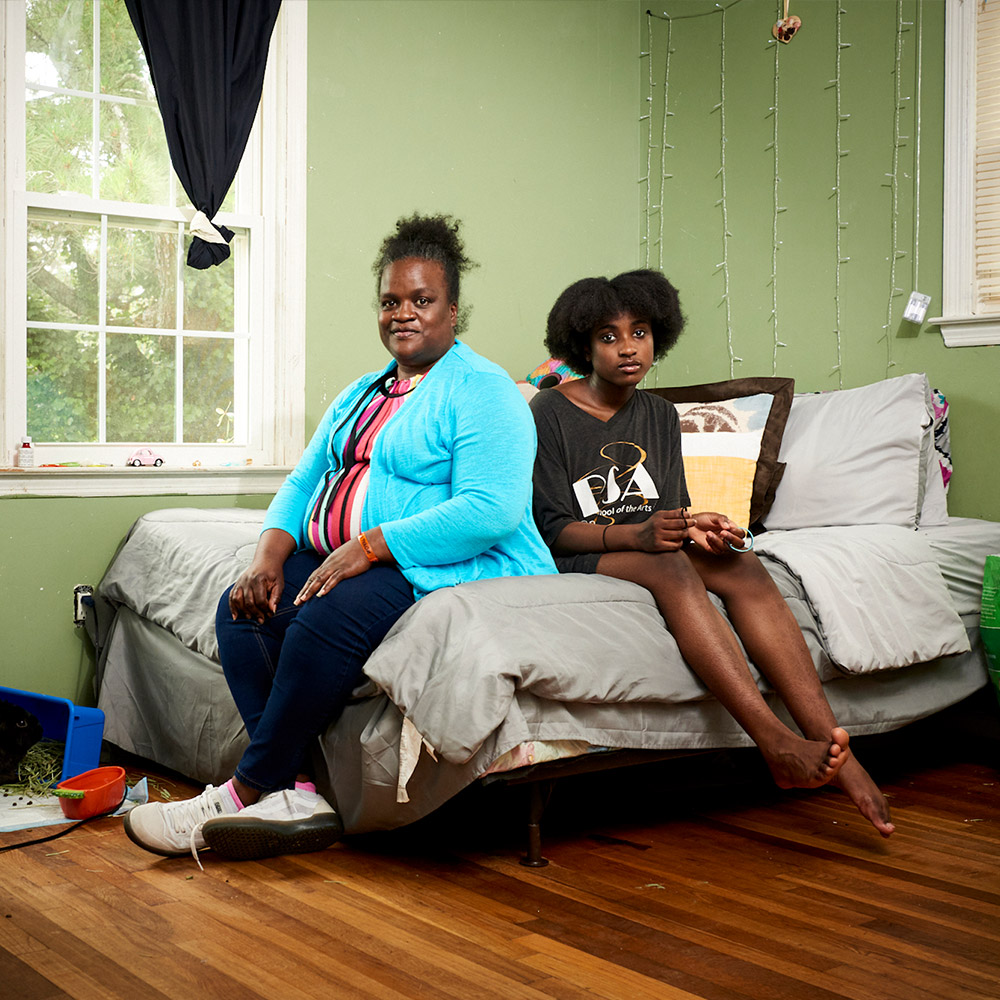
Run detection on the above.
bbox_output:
[125,0,282,269]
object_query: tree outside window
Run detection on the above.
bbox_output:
[22,0,249,455]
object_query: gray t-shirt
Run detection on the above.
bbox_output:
[530,388,690,573]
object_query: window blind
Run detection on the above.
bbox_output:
[975,1,1000,310]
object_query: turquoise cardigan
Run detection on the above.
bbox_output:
[263,340,556,598]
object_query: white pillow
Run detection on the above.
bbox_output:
[763,373,933,530]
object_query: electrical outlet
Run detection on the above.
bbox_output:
[73,584,94,627]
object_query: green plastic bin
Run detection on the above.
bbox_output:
[981,555,1000,708]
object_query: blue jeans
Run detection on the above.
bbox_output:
[215,550,415,794]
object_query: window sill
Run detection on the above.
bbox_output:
[930,315,1000,347]
[0,465,291,498]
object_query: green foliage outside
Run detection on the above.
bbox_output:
[24,0,239,447]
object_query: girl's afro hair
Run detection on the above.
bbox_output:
[372,213,478,334]
[544,269,685,375]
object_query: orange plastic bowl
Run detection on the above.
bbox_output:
[57,765,127,819]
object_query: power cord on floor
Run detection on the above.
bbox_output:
[0,805,122,854]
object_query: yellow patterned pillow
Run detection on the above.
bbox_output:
[648,377,795,529]
[680,455,759,527]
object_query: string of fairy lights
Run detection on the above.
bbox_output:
[883,0,907,374]
[913,0,923,294]
[647,0,745,378]
[657,15,676,274]
[640,13,654,265]
[882,0,923,376]
[767,27,785,375]
[643,1,922,382]
[832,3,850,388]
[716,5,741,374]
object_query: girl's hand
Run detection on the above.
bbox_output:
[687,511,746,555]
[630,508,696,552]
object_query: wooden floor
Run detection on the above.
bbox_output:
[2,691,998,1000]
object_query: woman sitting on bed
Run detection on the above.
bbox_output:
[125,213,556,864]
[529,270,894,837]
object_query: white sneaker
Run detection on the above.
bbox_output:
[124,784,240,864]
[202,787,343,861]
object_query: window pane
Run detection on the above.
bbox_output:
[26,0,94,93]
[183,338,235,443]
[100,100,172,204]
[184,240,236,330]
[99,0,154,101]
[27,328,98,442]
[174,172,192,211]
[27,216,100,324]
[26,90,93,196]
[106,332,175,442]
[106,224,177,328]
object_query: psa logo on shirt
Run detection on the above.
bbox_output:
[572,441,659,519]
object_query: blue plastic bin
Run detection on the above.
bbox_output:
[0,685,105,781]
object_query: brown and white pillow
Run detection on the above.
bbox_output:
[647,376,795,529]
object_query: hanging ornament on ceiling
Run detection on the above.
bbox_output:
[772,0,802,43]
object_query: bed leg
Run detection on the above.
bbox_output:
[520,780,552,868]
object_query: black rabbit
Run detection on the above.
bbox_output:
[0,699,44,783]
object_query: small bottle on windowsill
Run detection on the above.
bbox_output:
[17,437,34,468]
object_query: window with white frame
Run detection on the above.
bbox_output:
[935,0,1000,346]
[2,0,305,488]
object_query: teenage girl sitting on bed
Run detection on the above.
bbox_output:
[529,269,894,837]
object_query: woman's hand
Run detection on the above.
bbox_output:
[294,527,394,605]
[687,511,746,555]
[230,559,284,623]
[294,541,371,604]
[229,529,297,623]
[628,508,696,552]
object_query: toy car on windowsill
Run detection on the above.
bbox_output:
[127,448,164,467]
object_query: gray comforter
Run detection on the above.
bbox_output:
[93,508,990,834]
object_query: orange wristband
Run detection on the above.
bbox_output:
[357,531,378,563]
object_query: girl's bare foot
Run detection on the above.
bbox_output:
[763,726,850,790]
[834,755,895,837]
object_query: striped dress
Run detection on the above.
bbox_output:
[306,373,424,555]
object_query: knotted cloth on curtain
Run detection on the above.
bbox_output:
[125,0,282,269]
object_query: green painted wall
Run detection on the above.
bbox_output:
[5,0,999,705]
[304,0,640,421]
[638,0,999,521]
[0,495,270,702]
